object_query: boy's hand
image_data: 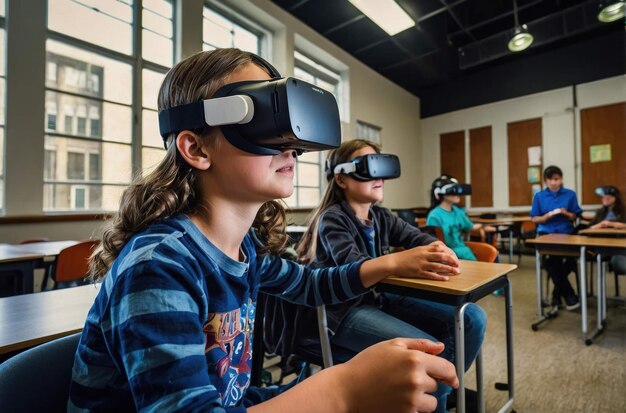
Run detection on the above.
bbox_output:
[396,243,460,281]
[342,338,458,413]
[548,208,562,217]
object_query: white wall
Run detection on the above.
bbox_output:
[419,74,626,211]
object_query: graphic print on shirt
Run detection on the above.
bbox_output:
[203,298,255,406]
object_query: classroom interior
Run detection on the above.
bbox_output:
[0,0,624,412]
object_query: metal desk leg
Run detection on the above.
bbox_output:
[316,305,334,368]
[597,254,603,332]
[455,303,469,413]
[508,230,513,263]
[601,260,607,323]
[499,279,515,413]
[532,249,551,330]
[579,246,589,344]
[476,349,484,413]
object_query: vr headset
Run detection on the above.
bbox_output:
[328,154,401,182]
[595,186,618,196]
[158,54,341,155]
[433,178,472,197]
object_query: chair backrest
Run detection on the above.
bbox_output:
[393,208,419,227]
[421,225,445,242]
[54,240,99,283]
[465,241,499,263]
[0,333,81,413]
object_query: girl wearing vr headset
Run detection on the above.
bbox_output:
[297,140,486,413]
[68,49,458,413]
[427,175,496,261]
[589,185,626,274]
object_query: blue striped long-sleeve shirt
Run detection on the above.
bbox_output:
[68,213,367,412]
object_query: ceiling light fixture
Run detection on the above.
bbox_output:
[597,0,625,22]
[348,0,415,36]
[508,0,534,52]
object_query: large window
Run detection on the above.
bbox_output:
[284,52,344,208]
[202,5,261,54]
[45,0,174,212]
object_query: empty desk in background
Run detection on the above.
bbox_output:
[471,216,531,263]
[0,241,79,294]
[526,234,626,344]
[578,228,626,237]
[380,260,518,413]
[0,283,99,356]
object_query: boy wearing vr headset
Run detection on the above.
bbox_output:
[297,140,486,413]
[426,175,496,261]
[589,185,626,274]
[68,49,458,413]
[530,165,583,312]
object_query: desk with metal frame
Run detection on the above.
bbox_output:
[380,260,518,413]
[578,228,626,237]
[471,216,531,263]
[0,241,79,294]
[0,283,99,356]
[526,234,626,344]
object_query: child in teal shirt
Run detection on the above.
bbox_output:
[426,175,495,260]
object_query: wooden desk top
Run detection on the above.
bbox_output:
[382,260,517,295]
[526,234,626,248]
[0,284,98,354]
[0,240,79,263]
[471,216,531,224]
[578,228,626,237]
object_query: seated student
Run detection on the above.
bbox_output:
[530,165,583,313]
[425,175,496,261]
[589,185,626,274]
[68,49,458,413]
[296,140,486,413]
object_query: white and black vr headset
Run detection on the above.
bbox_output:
[433,177,472,198]
[595,185,618,196]
[327,154,401,182]
[158,54,341,155]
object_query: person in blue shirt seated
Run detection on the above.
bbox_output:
[426,175,495,261]
[589,185,626,274]
[530,165,583,313]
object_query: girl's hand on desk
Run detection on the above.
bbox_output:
[395,243,460,281]
[340,338,458,413]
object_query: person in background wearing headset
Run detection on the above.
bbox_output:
[530,165,583,314]
[297,140,486,413]
[426,175,496,261]
[589,185,626,274]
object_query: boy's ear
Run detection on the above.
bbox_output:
[176,131,211,170]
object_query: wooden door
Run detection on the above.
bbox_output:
[508,118,542,206]
[440,131,466,206]
[469,126,493,207]
[581,102,626,204]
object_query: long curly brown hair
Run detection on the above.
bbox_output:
[90,49,287,280]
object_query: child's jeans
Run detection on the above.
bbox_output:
[331,293,487,413]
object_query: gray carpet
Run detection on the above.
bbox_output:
[463,255,626,413]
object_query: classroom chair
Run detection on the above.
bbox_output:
[393,208,420,227]
[466,241,499,263]
[0,332,81,413]
[49,240,99,289]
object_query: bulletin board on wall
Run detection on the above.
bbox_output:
[469,126,493,207]
[581,102,626,205]
[507,118,542,206]
[440,130,465,207]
